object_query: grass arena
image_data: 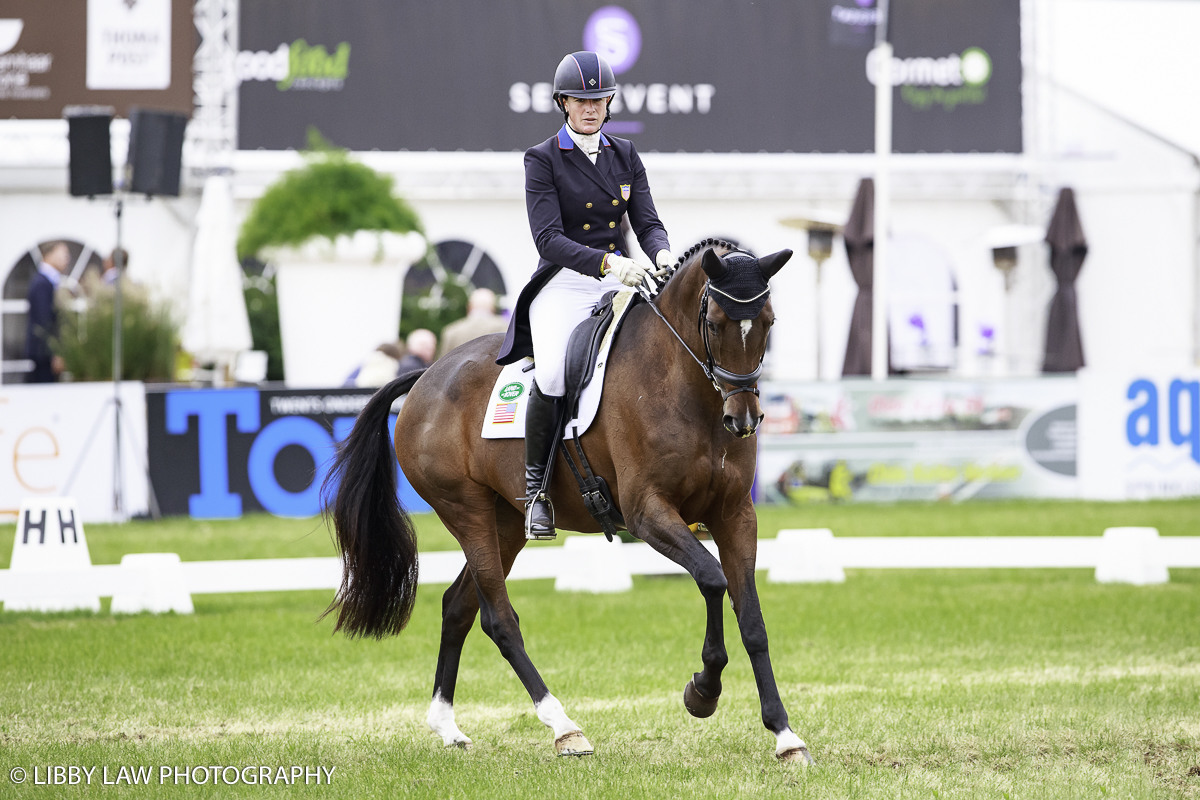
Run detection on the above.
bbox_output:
[3,499,1198,799]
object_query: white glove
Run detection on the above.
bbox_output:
[606,254,648,287]
[653,249,674,277]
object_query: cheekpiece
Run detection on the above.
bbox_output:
[709,252,770,320]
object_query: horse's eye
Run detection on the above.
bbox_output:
[706,320,718,333]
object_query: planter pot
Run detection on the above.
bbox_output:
[272,231,424,388]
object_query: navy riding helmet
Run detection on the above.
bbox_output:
[553,51,617,123]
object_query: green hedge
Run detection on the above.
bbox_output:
[54,282,179,382]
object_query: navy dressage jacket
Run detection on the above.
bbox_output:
[496,124,670,365]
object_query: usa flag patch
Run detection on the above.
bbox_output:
[620,184,631,201]
[492,402,518,424]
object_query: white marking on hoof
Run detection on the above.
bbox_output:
[534,694,581,739]
[775,728,813,764]
[555,730,594,756]
[426,694,471,748]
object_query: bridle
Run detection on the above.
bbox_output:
[646,281,765,401]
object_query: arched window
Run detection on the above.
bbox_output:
[2,241,103,384]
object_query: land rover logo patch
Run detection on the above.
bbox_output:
[499,382,525,401]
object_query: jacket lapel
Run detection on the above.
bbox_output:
[558,126,616,198]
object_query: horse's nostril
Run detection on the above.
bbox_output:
[722,415,737,433]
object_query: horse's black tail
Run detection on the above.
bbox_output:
[321,370,425,639]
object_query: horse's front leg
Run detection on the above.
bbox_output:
[710,504,813,765]
[630,497,730,716]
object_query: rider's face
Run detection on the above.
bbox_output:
[564,96,608,135]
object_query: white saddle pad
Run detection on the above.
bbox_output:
[481,289,637,440]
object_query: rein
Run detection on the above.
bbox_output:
[646,282,764,401]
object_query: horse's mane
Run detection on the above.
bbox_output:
[652,238,739,295]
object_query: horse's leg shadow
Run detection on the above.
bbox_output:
[431,491,592,756]
[710,508,814,766]
[629,498,730,718]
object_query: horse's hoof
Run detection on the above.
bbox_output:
[554,730,593,756]
[777,746,814,765]
[683,679,719,718]
[446,737,472,750]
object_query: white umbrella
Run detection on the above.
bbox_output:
[182,174,253,365]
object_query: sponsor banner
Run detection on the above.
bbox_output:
[238,0,1021,153]
[0,382,149,523]
[756,378,1078,504]
[1078,370,1200,500]
[0,0,192,118]
[145,386,432,519]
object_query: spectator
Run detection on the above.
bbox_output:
[101,247,129,285]
[25,241,69,383]
[397,328,436,374]
[345,341,405,388]
[437,287,509,358]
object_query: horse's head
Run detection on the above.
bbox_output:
[699,247,793,438]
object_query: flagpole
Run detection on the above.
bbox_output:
[871,0,892,382]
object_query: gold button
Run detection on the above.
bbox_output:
[612,199,619,206]
[608,221,616,228]
[586,202,593,208]
[608,243,616,250]
[583,224,591,231]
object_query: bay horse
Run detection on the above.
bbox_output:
[324,240,813,764]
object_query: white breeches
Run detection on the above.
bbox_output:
[528,267,626,397]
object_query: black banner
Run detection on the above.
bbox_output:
[145,386,430,519]
[237,0,1021,154]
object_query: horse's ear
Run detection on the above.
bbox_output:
[701,248,726,280]
[758,249,793,279]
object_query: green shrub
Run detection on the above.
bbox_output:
[54,283,179,382]
[242,264,285,382]
[237,130,422,261]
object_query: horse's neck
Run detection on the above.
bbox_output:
[654,262,706,342]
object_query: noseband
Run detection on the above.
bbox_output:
[646,281,764,401]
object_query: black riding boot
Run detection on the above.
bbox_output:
[524,383,563,540]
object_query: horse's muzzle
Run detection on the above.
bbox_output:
[723,411,764,438]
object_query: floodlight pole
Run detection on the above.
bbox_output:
[112,195,125,520]
[871,0,892,382]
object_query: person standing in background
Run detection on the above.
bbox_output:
[396,328,437,374]
[101,247,129,285]
[25,241,70,383]
[437,287,509,358]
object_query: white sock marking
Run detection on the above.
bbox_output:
[427,693,471,747]
[535,694,581,738]
[775,728,807,756]
[740,319,752,348]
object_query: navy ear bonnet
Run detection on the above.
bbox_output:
[705,250,771,320]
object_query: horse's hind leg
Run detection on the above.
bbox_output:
[711,505,813,765]
[437,490,592,756]
[427,497,528,748]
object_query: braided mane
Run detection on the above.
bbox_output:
[646,238,739,299]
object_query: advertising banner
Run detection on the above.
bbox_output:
[1078,370,1200,500]
[0,0,192,118]
[238,0,1021,153]
[0,382,149,523]
[756,378,1078,504]
[145,386,431,519]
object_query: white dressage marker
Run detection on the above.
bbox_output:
[6,497,99,612]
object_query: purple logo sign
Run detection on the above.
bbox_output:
[583,6,641,75]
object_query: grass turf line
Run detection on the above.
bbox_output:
[1,500,1198,798]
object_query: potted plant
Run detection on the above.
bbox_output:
[237,133,425,387]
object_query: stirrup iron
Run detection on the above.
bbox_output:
[524,492,556,541]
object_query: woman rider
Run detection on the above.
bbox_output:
[496,51,673,541]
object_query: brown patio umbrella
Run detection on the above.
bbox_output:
[1042,187,1087,373]
[842,178,877,376]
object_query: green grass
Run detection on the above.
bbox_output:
[1,501,1199,798]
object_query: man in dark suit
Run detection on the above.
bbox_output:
[497,51,673,540]
[25,241,70,383]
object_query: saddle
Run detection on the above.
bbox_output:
[545,290,636,541]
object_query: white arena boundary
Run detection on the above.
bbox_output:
[2,529,1199,614]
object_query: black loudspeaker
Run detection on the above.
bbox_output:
[66,109,114,197]
[127,108,187,197]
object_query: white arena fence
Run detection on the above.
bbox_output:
[2,528,1200,615]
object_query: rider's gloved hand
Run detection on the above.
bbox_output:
[605,254,649,287]
[653,249,674,278]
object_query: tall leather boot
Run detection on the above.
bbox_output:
[524,383,563,540]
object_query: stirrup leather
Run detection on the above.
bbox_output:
[524,493,556,541]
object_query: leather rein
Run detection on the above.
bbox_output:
[645,281,764,401]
